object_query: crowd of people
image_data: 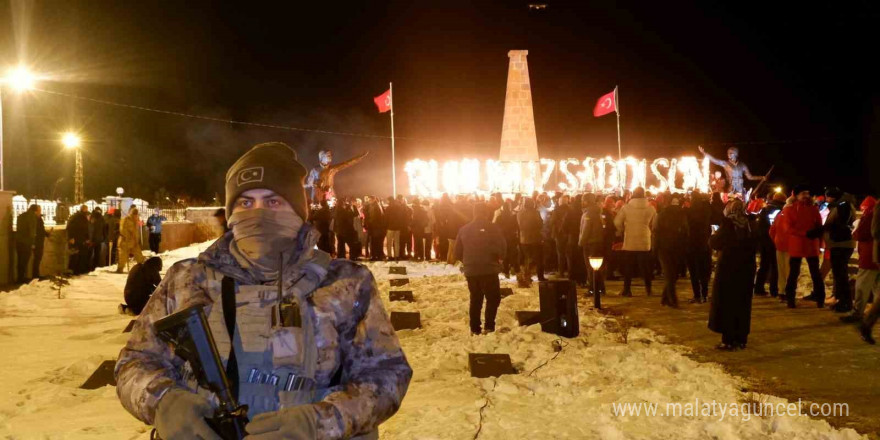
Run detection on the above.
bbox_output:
[14,205,166,281]
[307,185,880,347]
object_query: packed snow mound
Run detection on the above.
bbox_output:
[375,264,863,440]
[0,244,865,439]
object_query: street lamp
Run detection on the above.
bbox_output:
[0,66,39,191]
[6,67,36,91]
[62,132,84,203]
[116,187,124,210]
[62,132,81,149]
[588,256,604,310]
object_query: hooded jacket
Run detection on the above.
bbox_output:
[614,197,657,252]
[784,200,822,258]
[823,197,855,248]
[517,200,543,245]
[115,224,412,439]
[578,203,604,247]
[769,197,794,253]
[118,211,141,248]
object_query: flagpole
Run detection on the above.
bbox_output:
[615,86,621,161]
[390,82,397,198]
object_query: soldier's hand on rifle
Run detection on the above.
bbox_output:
[154,388,222,440]
[244,404,318,440]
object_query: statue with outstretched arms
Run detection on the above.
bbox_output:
[305,150,370,203]
[699,145,765,194]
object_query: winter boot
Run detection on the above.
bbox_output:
[860,324,876,345]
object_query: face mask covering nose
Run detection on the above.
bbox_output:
[228,208,304,280]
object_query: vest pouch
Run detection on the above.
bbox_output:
[271,326,305,368]
[278,389,316,409]
[239,381,279,419]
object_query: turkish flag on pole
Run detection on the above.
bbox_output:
[593,88,618,117]
[373,89,392,113]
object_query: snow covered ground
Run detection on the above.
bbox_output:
[0,244,865,439]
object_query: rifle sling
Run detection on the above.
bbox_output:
[221,276,239,401]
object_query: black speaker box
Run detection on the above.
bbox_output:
[390,312,421,330]
[500,287,514,298]
[80,360,118,389]
[390,278,409,287]
[389,291,415,302]
[538,280,579,338]
[389,266,407,275]
[515,311,542,326]
[468,353,515,378]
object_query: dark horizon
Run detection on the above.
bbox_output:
[1,0,877,202]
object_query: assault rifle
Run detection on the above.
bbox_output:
[153,306,248,440]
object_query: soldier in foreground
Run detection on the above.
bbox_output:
[115,142,412,439]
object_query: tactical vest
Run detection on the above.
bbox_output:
[179,262,377,439]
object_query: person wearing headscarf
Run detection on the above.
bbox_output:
[708,198,756,350]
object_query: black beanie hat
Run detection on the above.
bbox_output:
[792,184,810,196]
[225,142,309,220]
[825,186,843,199]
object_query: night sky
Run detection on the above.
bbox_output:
[1,1,877,202]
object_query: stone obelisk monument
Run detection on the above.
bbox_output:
[499,50,540,162]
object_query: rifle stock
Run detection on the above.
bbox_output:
[153,306,248,440]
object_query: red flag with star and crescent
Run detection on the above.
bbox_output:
[593,88,618,117]
[373,89,392,113]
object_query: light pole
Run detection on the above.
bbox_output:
[0,66,37,191]
[589,256,604,310]
[63,132,83,203]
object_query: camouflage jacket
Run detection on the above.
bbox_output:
[115,225,412,439]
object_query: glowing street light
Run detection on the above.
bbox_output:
[588,256,604,310]
[775,186,783,193]
[62,132,81,149]
[5,66,36,91]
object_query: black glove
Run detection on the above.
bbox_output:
[805,226,823,240]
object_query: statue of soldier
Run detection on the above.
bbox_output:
[699,145,765,194]
[305,150,370,203]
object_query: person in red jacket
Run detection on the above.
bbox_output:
[784,185,825,308]
[769,195,794,301]
[843,196,879,323]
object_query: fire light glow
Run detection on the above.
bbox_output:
[404,156,710,197]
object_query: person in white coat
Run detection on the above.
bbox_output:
[614,187,657,296]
